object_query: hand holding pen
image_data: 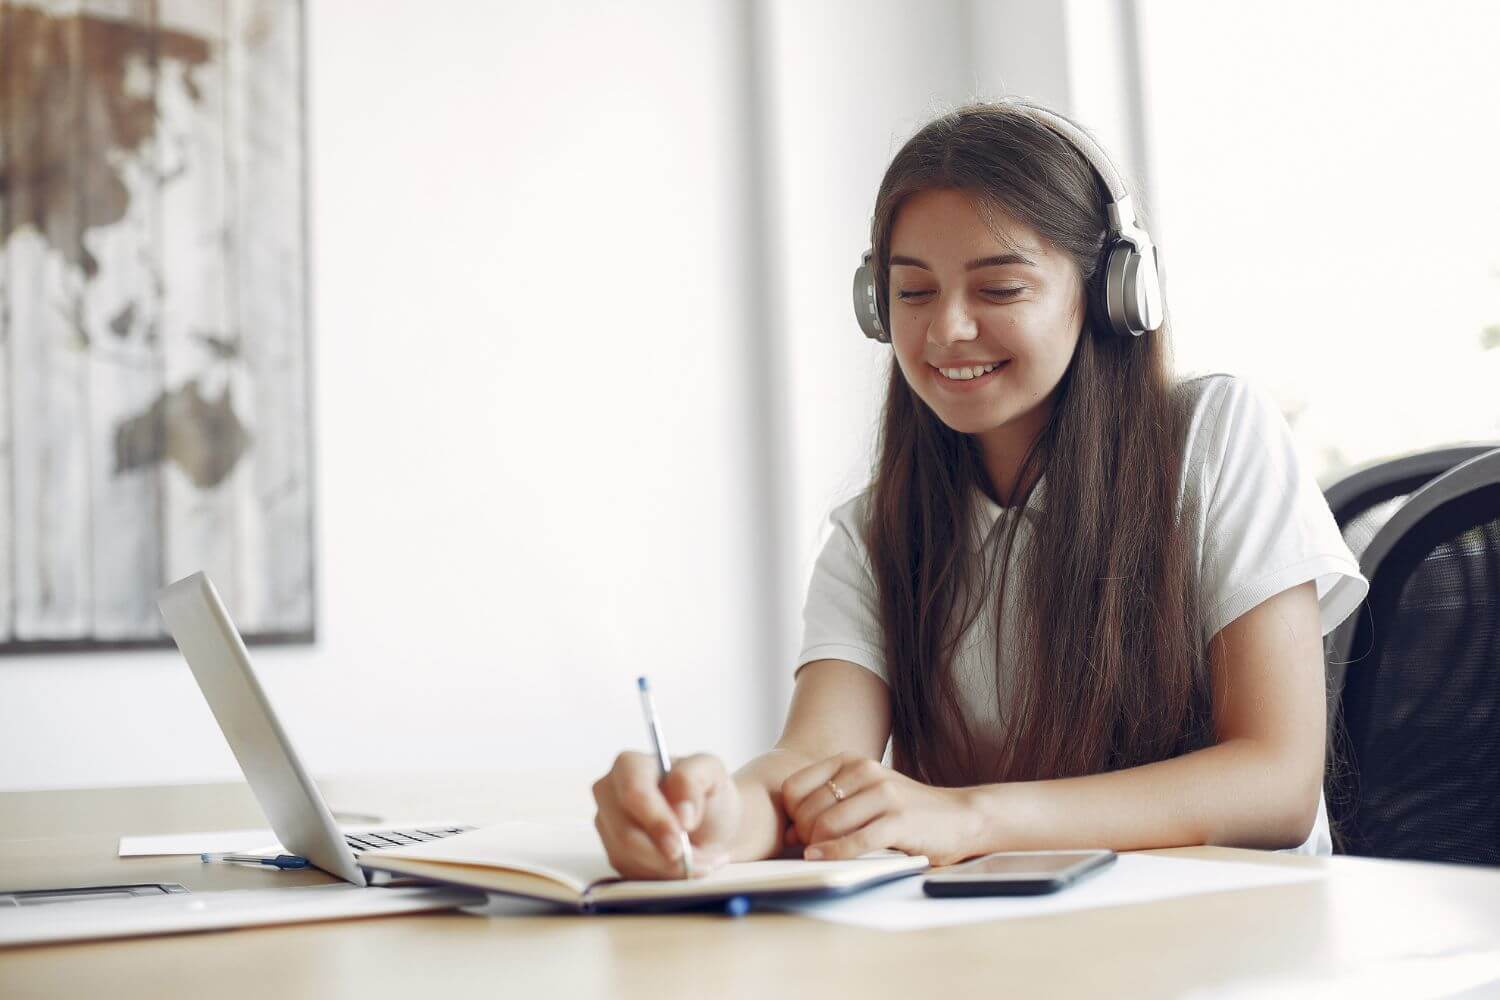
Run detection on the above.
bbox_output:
[589,677,742,880]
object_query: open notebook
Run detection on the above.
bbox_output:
[356,821,929,912]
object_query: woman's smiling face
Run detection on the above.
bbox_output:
[887,188,1087,452]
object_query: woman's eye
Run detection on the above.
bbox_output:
[895,288,1022,301]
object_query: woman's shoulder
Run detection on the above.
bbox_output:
[825,489,877,554]
[1173,371,1284,425]
[1173,373,1299,502]
[809,489,879,583]
[1173,371,1244,421]
[1174,371,1287,451]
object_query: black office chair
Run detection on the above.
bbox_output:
[1321,444,1499,714]
[1324,444,1499,560]
[1324,447,1500,864]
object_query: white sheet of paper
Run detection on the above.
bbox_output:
[769,853,1323,931]
[119,828,286,856]
[117,820,464,857]
[0,884,487,948]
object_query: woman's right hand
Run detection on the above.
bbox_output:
[591,751,741,880]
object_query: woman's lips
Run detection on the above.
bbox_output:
[932,359,1009,391]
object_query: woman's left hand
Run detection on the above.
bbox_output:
[780,752,984,866]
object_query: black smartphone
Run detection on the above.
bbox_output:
[922,849,1117,897]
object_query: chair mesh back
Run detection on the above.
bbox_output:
[1331,494,1500,864]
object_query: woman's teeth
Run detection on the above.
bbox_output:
[937,361,1002,381]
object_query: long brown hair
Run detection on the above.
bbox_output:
[865,101,1213,787]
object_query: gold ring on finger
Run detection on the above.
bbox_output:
[826,779,846,802]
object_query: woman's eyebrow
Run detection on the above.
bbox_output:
[889,252,1037,270]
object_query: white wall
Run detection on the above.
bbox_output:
[0,0,1086,794]
[0,0,773,791]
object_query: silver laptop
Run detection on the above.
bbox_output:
[157,572,469,885]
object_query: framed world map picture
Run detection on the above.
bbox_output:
[0,0,314,650]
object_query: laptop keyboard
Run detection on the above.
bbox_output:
[344,827,472,852]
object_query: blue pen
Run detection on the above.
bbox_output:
[201,852,311,870]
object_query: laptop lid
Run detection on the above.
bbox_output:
[157,572,366,886]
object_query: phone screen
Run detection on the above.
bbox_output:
[946,851,1108,877]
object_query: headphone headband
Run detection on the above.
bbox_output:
[853,100,1164,342]
[1005,100,1153,255]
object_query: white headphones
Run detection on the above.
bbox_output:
[852,100,1164,343]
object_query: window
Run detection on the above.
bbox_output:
[1137,0,1500,480]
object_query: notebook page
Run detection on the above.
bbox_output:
[586,853,929,905]
[360,821,614,895]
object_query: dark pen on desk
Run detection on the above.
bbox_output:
[636,676,694,879]
[201,852,311,870]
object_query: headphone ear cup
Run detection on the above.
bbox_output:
[1106,242,1139,337]
[1086,248,1119,337]
[1103,241,1164,337]
[852,253,889,343]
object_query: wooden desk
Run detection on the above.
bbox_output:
[3,773,1499,999]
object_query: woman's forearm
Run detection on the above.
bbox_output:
[729,747,818,862]
[968,737,1323,854]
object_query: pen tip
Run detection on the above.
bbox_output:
[636,676,648,691]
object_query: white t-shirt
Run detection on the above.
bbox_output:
[796,373,1369,856]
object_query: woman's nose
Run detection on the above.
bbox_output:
[929,295,979,345]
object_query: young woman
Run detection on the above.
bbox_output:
[591,99,1368,878]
